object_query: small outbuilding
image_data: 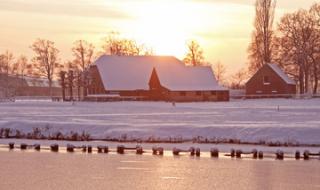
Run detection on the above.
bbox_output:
[245,63,296,97]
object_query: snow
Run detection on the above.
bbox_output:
[24,76,60,87]
[95,55,225,91]
[157,66,227,91]
[267,63,296,85]
[0,98,320,145]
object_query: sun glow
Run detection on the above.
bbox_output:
[120,1,227,58]
[1,0,317,76]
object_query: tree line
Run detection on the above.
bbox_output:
[0,32,154,81]
[0,32,156,97]
[248,0,320,94]
[2,1,319,95]
[0,31,224,97]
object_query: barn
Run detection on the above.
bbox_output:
[17,76,61,97]
[86,55,229,102]
[0,73,61,98]
[246,63,296,97]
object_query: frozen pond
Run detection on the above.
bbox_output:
[0,150,319,190]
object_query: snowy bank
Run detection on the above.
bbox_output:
[0,99,320,145]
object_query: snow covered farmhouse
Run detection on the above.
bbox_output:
[86,55,229,102]
[246,63,296,97]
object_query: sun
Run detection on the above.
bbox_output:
[115,0,228,59]
[120,1,223,59]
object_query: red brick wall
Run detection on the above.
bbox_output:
[16,86,62,96]
[167,91,229,102]
[87,65,106,95]
[246,65,296,95]
[86,65,230,102]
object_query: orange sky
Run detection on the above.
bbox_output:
[0,0,317,75]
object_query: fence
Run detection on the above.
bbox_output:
[231,93,320,100]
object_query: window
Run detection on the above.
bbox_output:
[196,91,202,96]
[211,91,217,95]
[263,76,270,85]
[180,92,186,96]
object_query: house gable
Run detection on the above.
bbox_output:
[149,67,168,91]
[246,63,296,95]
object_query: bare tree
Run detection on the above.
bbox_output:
[248,0,276,73]
[183,40,205,66]
[0,51,14,75]
[274,9,319,94]
[71,40,95,99]
[310,3,320,94]
[102,32,152,56]
[0,54,4,73]
[30,39,61,96]
[72,40,94,71]
[59,71,67,101]
[213,61,227,83]
[230,68,248,89]
[15,55,31,78]
[0,51,15,97]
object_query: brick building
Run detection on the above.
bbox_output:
[86,55,229,102]
[246,63,296,96]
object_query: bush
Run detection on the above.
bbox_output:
[69,131,79,141]
[49,131,64,140]
[80,131,91,141]
[15,129,25,139]
[4,128,11,138]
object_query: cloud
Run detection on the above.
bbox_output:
[190,0,253,6]
[0,0,132,19]
[191,0,316,10]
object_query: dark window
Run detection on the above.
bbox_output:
[180,92,186,96]
[263,76,270,84]
[196,91,202,96]
[211,91,216,95]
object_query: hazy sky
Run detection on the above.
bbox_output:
[0,0,318,75]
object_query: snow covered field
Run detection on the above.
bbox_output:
[0,99,320,145]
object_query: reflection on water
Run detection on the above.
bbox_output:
[117,167,151,171]
[0,151,319,190]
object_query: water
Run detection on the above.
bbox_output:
[0,150,319,190]
[1,138,319,154]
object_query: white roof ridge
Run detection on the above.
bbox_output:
[267,63,296,85]
[99,54,178,59]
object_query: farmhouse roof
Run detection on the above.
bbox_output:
[94,55,226,91]
[266,63,296,85]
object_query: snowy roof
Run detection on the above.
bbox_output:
[267,63,296,85]
[24,76,60,88]
[0,73,60,88]
[94,55,226,91]
[155,65,226,91]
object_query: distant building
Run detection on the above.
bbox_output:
[17,76,61,97]
[86,55,229,102]
[246,63,296,96]
[0,73,61,98]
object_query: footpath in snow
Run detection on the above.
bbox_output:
[0,98,320,145]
